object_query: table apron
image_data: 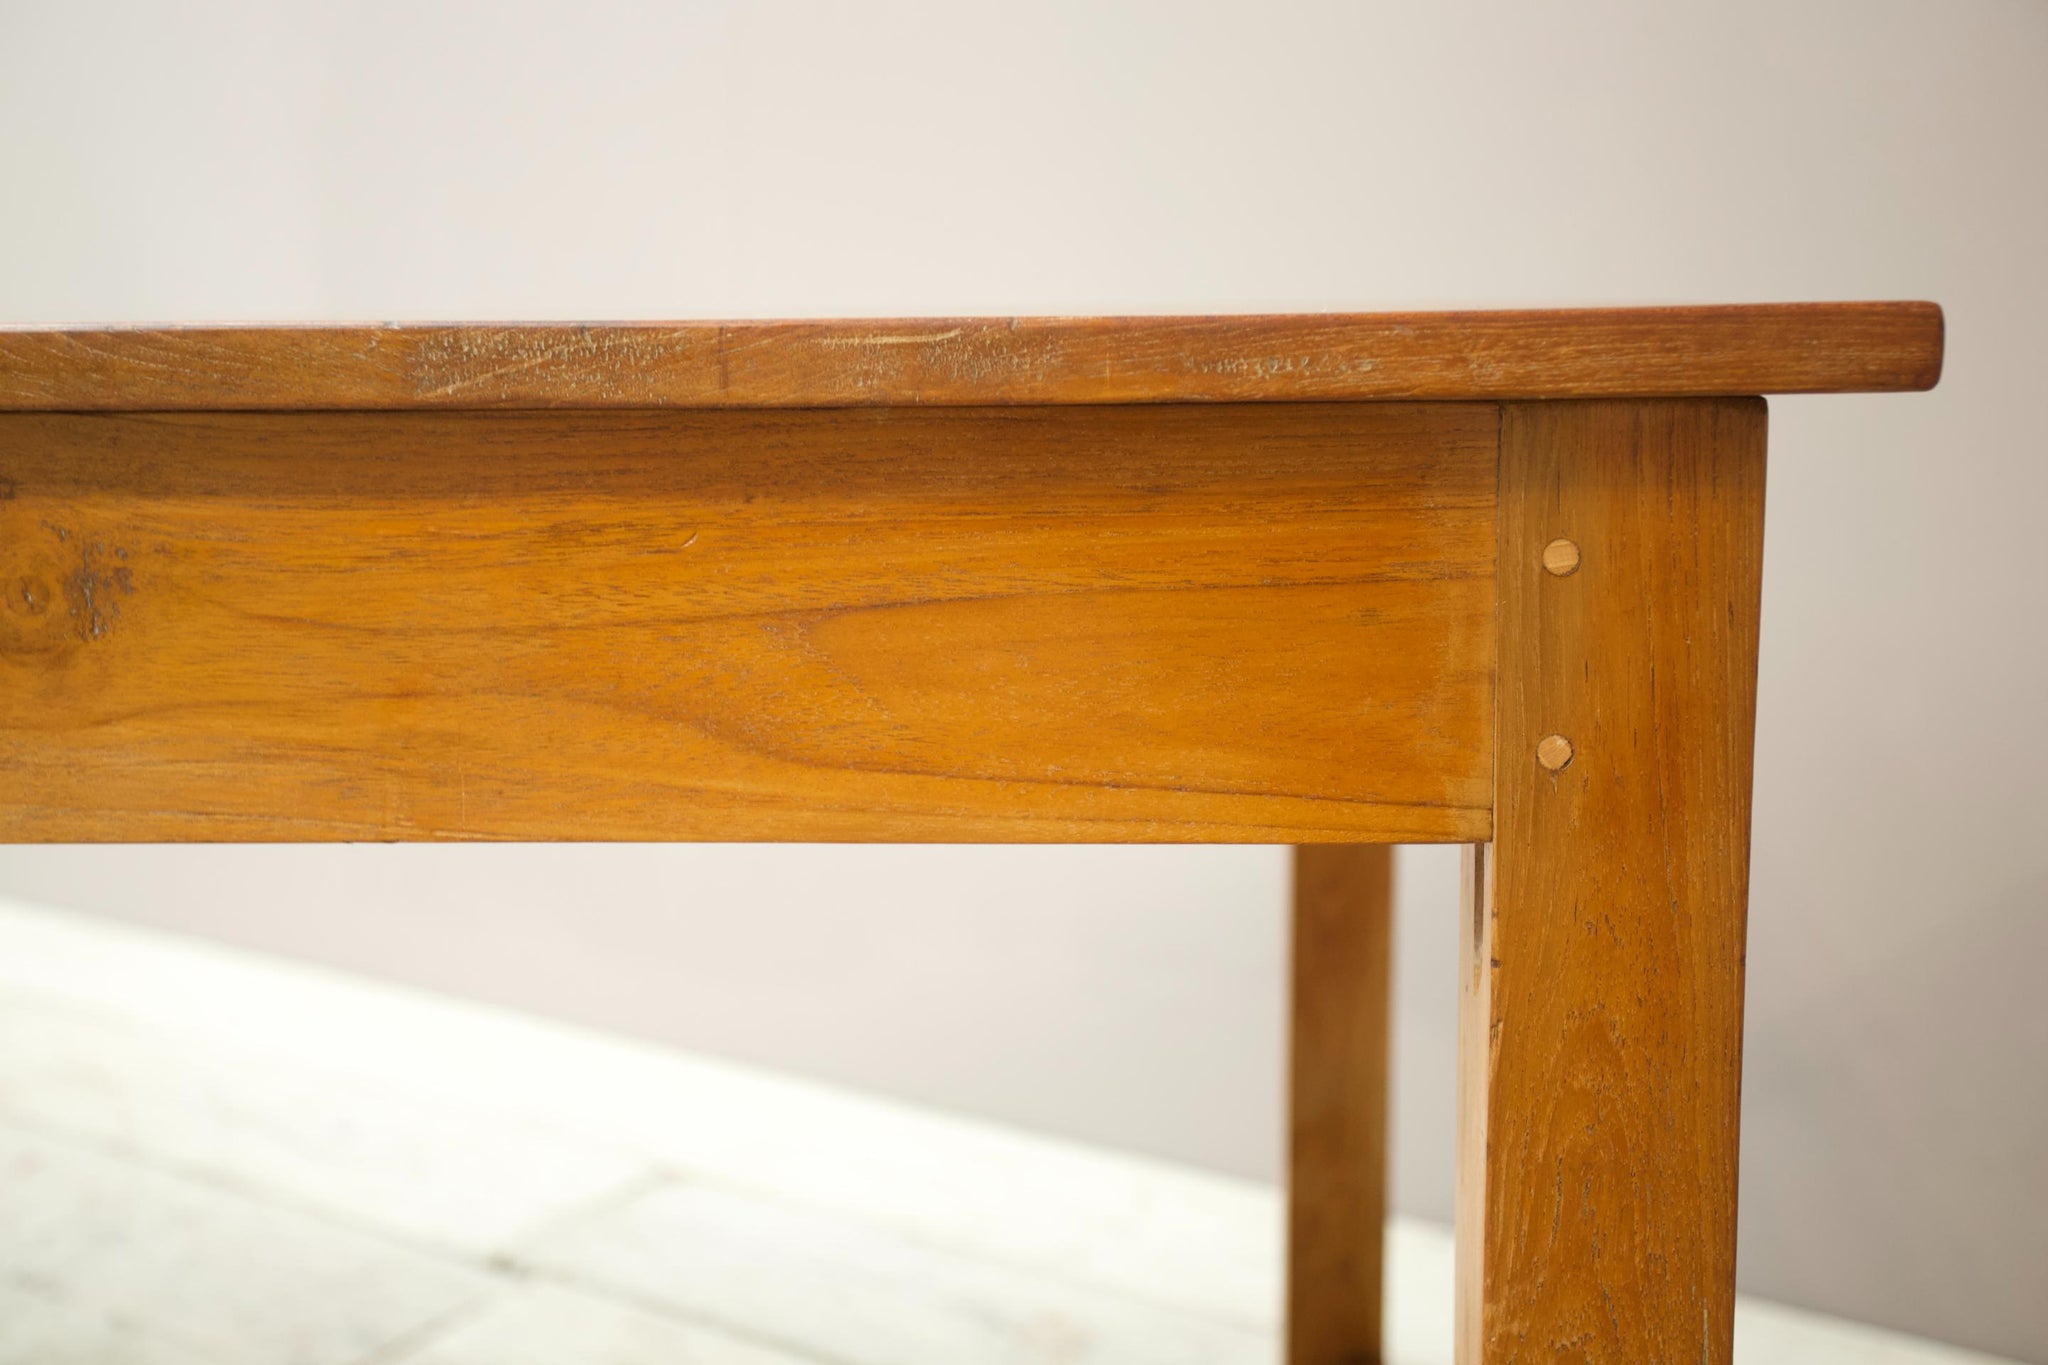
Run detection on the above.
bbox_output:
[0,403,1497,843]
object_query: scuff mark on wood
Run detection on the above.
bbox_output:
[63,540,134,642]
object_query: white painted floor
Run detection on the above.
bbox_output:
[0,893,2011,1365]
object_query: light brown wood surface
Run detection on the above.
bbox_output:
[1288,844,1394,1365]
[0,403,1495,843]
[0,302,1939,411]
[1456,400,1764,1363]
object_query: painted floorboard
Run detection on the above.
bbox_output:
[0,989,646,1256]
[0,895,2015,1365]
[0,1124,489,1365]
[398,1283,812,1365]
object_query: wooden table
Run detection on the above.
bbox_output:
[0,303,1943,1363]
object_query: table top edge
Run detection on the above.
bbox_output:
[0,301,1943,410]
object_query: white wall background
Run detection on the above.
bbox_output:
[3,1,2045,1358]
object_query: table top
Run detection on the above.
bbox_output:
[0,302,1940,411]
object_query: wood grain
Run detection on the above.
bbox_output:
[0,403,1496,843]
[1455,400,1764,1363]
[0,303,1939,411]
[1288,844,1393,1365]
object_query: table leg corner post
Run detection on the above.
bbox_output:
[1454,399,1764,1364]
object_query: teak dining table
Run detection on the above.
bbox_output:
[0,302,1944,1364]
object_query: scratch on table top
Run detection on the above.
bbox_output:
[817,329,966,347]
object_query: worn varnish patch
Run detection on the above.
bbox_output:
[0,404,1497,842]
[406,327,695,405]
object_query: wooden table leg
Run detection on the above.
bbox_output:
[1457,400,1766,1363]
[1288,843,1394,1365]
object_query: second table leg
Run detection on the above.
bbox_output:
[1288,843,1394,1365]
